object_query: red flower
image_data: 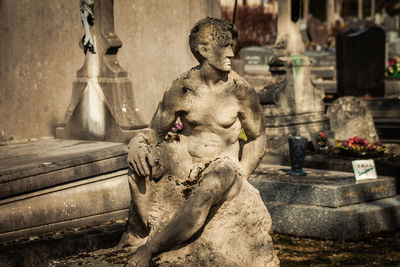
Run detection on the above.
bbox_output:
[319,131,326,138]
[360,138,368,146]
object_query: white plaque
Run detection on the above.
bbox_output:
[352,159,378,180]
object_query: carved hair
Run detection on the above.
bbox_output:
[189,17,238,63]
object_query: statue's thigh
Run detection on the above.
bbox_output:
[156,142,193,179]
[198,157,242,202]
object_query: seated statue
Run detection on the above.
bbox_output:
[119,17,279,267]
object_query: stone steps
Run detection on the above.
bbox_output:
[250,164,400,240]
[1,140,399,244]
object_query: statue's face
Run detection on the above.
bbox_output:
[207,33,234,72]
[201,30,234,72]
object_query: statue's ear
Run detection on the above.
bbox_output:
[197,44,209,59]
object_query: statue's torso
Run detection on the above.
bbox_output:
[177,70,243,162]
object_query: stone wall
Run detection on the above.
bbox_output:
[0,0,221,142]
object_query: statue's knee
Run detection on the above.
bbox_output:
[205,158,238,184]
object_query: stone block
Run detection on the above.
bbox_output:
[326,96,379,143]
[0,170,130,241]
[250,164,400,239]
[0,139,128,199]
[266,196,400,240]
[250,164,397,207]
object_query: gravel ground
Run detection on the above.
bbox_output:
[1,221,399,266]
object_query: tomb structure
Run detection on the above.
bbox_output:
[56,0,143,142]
[261,0,328,153]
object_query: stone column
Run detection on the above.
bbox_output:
[57,0,143,142]
[275,0,304,56]
[335,0,342,21]
[263,0,328,153]
[326,0,335,33]
[303,0,309,20]
[370,0,375,18]
[358,0,363,19]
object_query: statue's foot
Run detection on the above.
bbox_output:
[125,244,153,267]
[117,232,147,250]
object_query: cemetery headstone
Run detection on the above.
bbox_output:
[336,26,385,97]
[389,39,400,57]
[326,96,379,143]
[306,16,328,47]
[239,46,274,66]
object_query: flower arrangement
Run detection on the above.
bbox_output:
[171,122,183,133]
[386,57,400,80]
[337,136,386,157]
[166,122,183,142]
[315,131,327,150]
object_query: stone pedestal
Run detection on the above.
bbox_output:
[264,55,328,153]
[250,164,400,239]
[56,0,144,143]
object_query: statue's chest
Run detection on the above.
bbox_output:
[181,90,239,127]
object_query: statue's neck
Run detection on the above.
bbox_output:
[200,62,229,86]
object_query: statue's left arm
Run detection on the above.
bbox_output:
[237,83,266,180]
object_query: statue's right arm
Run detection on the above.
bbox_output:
[128,80,182,177]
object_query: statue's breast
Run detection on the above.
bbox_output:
[180,89,240,129]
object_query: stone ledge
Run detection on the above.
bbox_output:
[250,164,397,207]
[0,139,128,199]
[0,170,130,240]
[265,195,400,240]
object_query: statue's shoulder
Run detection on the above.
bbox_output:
[229,70,255,100]
[169,66,200,93]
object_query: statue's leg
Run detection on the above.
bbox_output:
[118,169,149,248]
[120,141,192,249]
[127,157,242,265]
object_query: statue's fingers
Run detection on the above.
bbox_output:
[134,155,145,177]
[139,155,150,177]
[129,160,140,176]
[146,153,155,167]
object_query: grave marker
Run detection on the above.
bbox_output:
[336,26,385,97]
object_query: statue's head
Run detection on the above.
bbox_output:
[189,17,238,71]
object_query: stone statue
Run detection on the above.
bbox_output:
[120,18,279,266]
[80,0,95,54]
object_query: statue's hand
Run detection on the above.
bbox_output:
[126,244,153,267]
[83,35,94,47]
[127,137,155,177]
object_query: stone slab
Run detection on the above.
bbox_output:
[0,139,128,199]
[250,164,397,208]
[265,195,400,240]
[0,170,130,241]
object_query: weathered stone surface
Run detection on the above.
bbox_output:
[151,181,279,266]
[249,163,400,240]
[250,164,397,207]
[0,139,128,199]
[262,0,328,153]
[56,0,142,142]
[120,17,277,266]
[326,96,379,143]
[266,195,400,240]
[0,170,130,241]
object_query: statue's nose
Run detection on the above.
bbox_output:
[226,46,234,58]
